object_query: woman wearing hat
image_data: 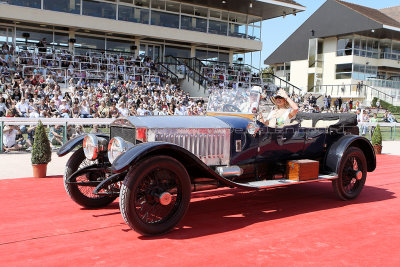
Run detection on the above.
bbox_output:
[259,89,298,127]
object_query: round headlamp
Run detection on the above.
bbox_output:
[83,134,107,160]
[107,137,133,164]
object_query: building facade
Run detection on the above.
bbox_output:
[265,0,400,105]
[0,0,304,65]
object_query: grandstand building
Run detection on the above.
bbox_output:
[265,0,400,106]
[0,0,304,96]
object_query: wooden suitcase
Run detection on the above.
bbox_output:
[286,159,319,181]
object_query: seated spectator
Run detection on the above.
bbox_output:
[109,102,119,118]
[90,124,102,134]
[71,125,85,138]
[15,97,30,117]
[118,102,129,117]
[3,125,23,152]
[0,96,7,116]
[71,103,81,118]
[58,99,70,118]
[79,99,92,118]
[388,112,397,123]
[49,125,63,147]
[97,101,109,118]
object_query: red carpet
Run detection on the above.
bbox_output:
[1,155,400,266]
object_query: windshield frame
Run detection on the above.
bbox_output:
[206,89,261,115]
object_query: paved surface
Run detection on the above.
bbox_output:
[1,141,399,180]
[0,151,69,180]
[0,154,399,266]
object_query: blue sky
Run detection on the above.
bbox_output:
[259,0,400,68]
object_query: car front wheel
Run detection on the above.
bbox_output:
[119,156,191,236]
[64,148,117,208]
[332,147,367,200]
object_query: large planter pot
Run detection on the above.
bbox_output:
[32,164,48,178]
[373,145,382,155]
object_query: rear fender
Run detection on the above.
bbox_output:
[111,142,240,188]
[57,134,109,157]
[324,135,376,173]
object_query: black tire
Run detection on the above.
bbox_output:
[64,148,117,208]
[332,147,367,200]
[120,156,191,236]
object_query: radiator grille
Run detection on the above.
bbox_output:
[110,126,136,144]
[152,128,230,165]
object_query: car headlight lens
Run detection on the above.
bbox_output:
[247,121,260,136]
[107,137,133,164]
[83,134,107,160]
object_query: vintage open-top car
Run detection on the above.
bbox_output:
[58,89,376,236]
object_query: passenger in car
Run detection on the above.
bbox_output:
[259,89,299,127]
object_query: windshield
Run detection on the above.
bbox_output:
[206,89,261,114]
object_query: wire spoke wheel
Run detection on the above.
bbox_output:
[64,148,117,208]
[134,169,181,224]
[333,147,367,200]
[120,156,191,236]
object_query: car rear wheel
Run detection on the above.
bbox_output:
[64,148,117,208]
[332,147,367,200]
[120,156,191,236]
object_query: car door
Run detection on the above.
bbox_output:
[303,127,327,159]
[257,124,305,162]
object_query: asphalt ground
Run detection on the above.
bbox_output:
[0,154,399,266]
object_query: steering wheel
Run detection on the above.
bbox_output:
[223,104,241,112]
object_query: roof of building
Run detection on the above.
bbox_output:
[179,0,305,20]
[336,1,400,28]
[264,0,400,65]
[380,5,400,23]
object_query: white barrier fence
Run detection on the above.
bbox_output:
[0,117,113,153]
[1,118,400,153]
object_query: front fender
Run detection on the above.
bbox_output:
[111,142,240,188]
[324,135,376,173]
[57,134,109,157]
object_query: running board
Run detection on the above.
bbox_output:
[233,173,338,189]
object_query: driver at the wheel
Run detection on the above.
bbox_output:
[259,89,299,127]
[240,86,261,113]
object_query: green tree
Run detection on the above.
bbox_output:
[31,121,52,165]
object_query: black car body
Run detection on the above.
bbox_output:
[58,89,376,236]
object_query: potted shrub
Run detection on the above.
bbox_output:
[31,121,52,178]
[371,124,382,154]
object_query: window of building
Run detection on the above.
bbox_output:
[208,20,227,36]
[6,0,41,9]
[75,34,105,50]
[151,10,179,29]
[44,0,80,14]
[352,64,377,80]
[181,16,207,32]
[53,33,69,47]
[308,38,317,67]
[118,5,149,24]
[151,0,165,10]
[229,23,246,38]
[337,38,352,56]
[166,1,180,13]
[336,63,352,79]
[106,38,133,52]
[165,46,190,58]
[16,28,54,46]
[82,0,117,20]
[134,0,149,8]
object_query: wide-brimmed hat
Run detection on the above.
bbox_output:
[270,93,290,108]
